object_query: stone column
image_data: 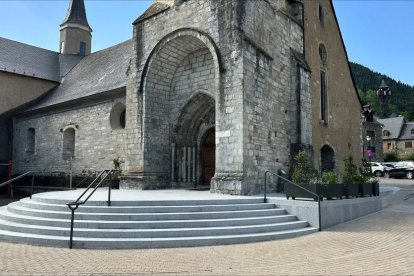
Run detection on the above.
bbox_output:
[171,143,176,180]
[187,147,192,182]
[182,147,187,182]
[192,146,196,182]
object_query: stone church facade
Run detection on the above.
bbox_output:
[2,0,362,195]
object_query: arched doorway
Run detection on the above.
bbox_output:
[140,30,220,185]
[321,145,335,172]
[201,128,215,184]
[173,93,215,186]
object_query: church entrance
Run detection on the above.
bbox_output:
[201,128,215,184]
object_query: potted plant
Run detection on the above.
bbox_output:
[371,178,380,196]
[359,159,373,197]
[111,157,123,189]
[321,171,343,200]
[342,156,360,198]
[286,151,321,201]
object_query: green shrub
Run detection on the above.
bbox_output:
[384,152,399,162]
[405,153,414,161]
[291,151,315,183]
[342,156,369,184]
[342,156,358,184]
[360,158,371,177]
[321,171,337,184]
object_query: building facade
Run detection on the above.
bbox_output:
[379,117,414,159]
[2,0,362,194]
[303,0,363,175]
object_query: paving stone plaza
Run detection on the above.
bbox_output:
[0,179,413,275]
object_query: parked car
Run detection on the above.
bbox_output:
[384,161,414,179]
[369,162,385,177]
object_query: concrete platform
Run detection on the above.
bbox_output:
[0,189,317,248]
[33,189,259,202]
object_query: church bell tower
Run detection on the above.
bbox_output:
[377,79,391,119]
[60,0,92,56]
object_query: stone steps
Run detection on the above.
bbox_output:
[0,193,318,248]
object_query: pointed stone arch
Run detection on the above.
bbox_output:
[320,144,335,172]
[139,29,221,185]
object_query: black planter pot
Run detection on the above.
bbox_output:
[285,183,322,201]
[322,184,343,200]
[111,179,120,189]
[359,183,372,197]
[372,182,380,196]
[343,184,359,198]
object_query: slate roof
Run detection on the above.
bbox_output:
[27,39,133,111]
[400,122,414,141]
[377,116,406,140]
[133,2,170,24]
[0,37,60,82]
[60,0,92,31]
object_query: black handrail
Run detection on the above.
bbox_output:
[66,169,117,249]
[0,171,40,199]
[74,172,97,189]
[264,171,322,231]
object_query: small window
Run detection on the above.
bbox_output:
[387,143,392,150]
[318,3,325,25]
[411,129,414,136]
[383,130,390,137]
[26,128,35,154]
[320,70,328,123]
[63,128,75,160]
[110,103,126,130]
[319,43,327,64]
[405,141,413,148]
[80,42,86,55]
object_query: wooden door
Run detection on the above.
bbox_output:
[201,129,215,184]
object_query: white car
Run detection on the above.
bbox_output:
[369,162,385,177]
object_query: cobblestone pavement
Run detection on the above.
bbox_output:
[0,185,413,276]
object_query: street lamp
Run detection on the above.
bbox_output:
[366,136,372,176]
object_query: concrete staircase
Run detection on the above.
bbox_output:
[0,194,317,248]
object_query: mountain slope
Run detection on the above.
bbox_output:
[350,62,414,120]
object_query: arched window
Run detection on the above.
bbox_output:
[110,103,126,130]
[383,130,390,137]
[63,128,75,160]
[26,128,35,154]
[321,145,335,172]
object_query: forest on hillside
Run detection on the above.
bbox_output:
[350,62,414,121]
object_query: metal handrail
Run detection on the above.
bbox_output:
[0,171,40,199]
[66,169,117,249]
[74,172,96,189]
[264,171,322,231]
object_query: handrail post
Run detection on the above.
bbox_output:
[30,172,35,199]
[7,160,12,198]
[264,171,268,203]
[318,197,322,231]
[107,170,112,207]
[67,204,78,249]
[69,157,73,190]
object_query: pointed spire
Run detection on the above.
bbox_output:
[60,0,92,32]
[379,79,389,88]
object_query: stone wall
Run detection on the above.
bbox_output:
[13,96,126,175]
[125,0,307,194]
[304,0,362,176]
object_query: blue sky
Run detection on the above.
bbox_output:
[0,0,413,86]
